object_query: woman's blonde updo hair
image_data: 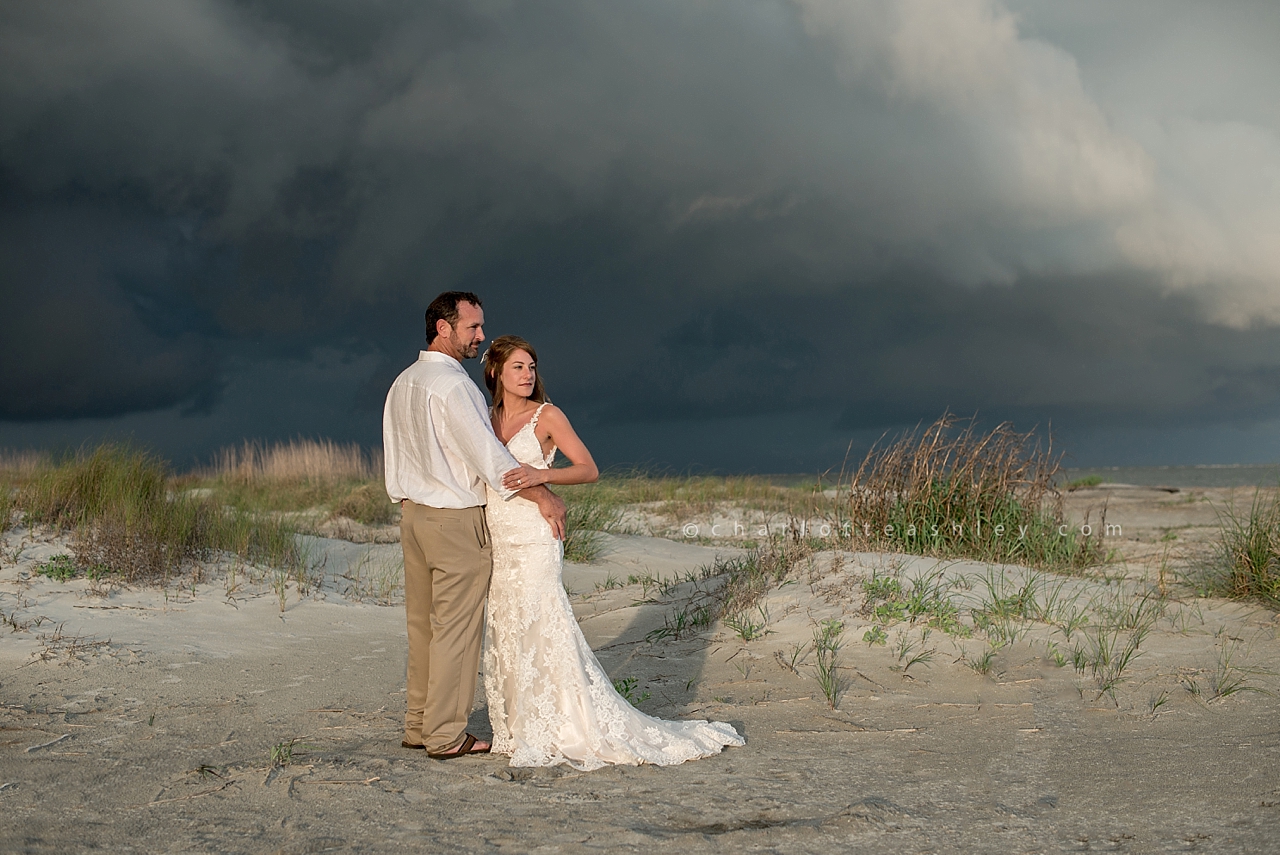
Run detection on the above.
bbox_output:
[483,334,548,415]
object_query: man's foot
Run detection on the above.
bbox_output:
[426,733,491,759]
[401,740,425,750]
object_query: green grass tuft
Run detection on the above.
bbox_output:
[0,479,14,536]
[561,487,624,563]
[841,413,1105,571]
[645,537,810,642]
[612,676,651,704]
[812,619,846,708]
[332,483,400,526]
[17,443,302,583]
[724,605,771,641]
[1200,487,1280,606]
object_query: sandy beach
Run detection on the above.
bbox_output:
[3,484,1279,853]
[8,1,1280,850]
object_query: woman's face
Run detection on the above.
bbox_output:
[500,348,536,401]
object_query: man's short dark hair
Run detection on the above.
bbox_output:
[425,291,483,344]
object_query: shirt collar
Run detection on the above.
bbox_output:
[419,350,463,369]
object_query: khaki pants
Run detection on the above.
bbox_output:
[400,501,492,752]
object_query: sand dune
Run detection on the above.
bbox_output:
[2,487,1278,852]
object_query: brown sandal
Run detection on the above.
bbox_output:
[426,733,491,760]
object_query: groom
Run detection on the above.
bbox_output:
[383,291,566,758]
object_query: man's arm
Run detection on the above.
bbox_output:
[439,383,567,538]
[439,382,521,499]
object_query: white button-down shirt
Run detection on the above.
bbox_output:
[383,351,519,509]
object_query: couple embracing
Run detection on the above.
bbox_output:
[383,291,743,770]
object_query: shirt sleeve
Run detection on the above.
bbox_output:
[438,380,520,501]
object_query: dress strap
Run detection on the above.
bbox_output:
[528,402,549,432]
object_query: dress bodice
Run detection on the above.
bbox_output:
[486,403,557,544]
[504,403,557,469]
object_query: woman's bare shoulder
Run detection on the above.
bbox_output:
[538,403,577,430]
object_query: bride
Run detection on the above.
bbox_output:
[480,335,744,770]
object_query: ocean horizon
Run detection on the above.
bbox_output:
[756,464,1280,490]
[1056,463,1280,489]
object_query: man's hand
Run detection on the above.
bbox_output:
[502,464,547,491]
[528,487,567,541]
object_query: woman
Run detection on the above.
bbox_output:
[480,335,744,770]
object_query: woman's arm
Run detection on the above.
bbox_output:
[502,405,598,489]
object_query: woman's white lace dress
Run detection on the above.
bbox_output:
[483,404,744,770]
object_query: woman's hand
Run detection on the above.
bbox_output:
[503,464,547,491]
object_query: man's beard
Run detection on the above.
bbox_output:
[452,334,480,359]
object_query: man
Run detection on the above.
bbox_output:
[383,291,566,758]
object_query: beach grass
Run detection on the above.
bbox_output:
[1205,640,1272,700]
[209,438,380,484]
[560,487,624,563]
[188,438,392,526]
[0,448,51,481]
[341,547,405,604]
[570,469,836,521]
[572,470,797,507]
[193,440,633,550]
[193,440,638,560]
[839,413,1104,571]
[645,535,813,642]
[812,619,846,708]
[331,483,400,527]
[199,478,358,517]
[0,478,14,536]
[15,443,303,582]
[12,427,1280,608]
[1198,487,1280,606]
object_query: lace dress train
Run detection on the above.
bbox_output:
[483,405,744,770]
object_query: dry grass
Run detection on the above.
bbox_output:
[840,413,1104,570]
[0,478,15,536]
[559,471,837,552]
[17,444,303,583]
[198,440,621,549]
[187,439,395,527]
[331,483,399,527]
[206,439,381,483]
[569,471,831,520]
[2,452,45,534]
[0,421,1119,581]
[559,489,624,563]
[0,449,51,480]
[646,536,813,642]
[341,547,405,604]
[718,535,812,617]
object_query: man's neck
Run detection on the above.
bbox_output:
[427,341,461,361]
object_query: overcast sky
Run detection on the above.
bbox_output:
[3,0,1280,472]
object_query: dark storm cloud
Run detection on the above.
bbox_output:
[0,187,222,419]
[551,272,1280,433]
[2,0,1279,462]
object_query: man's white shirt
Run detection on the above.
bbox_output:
[383,351,520,509]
